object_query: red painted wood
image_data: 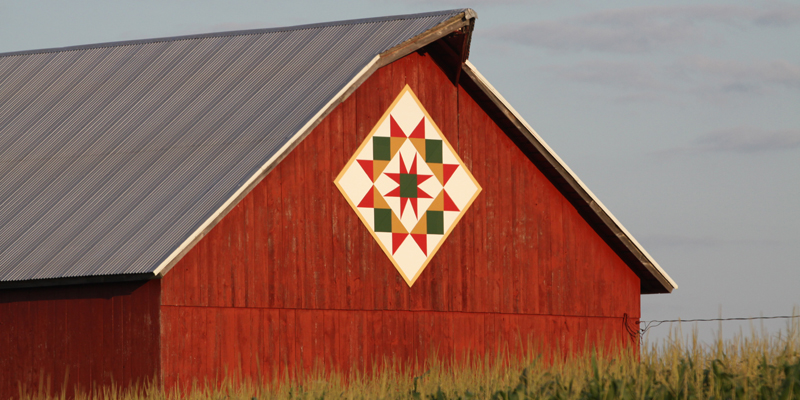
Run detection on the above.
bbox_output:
[0,281,160,399]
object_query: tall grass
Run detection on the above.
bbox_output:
[18,316,800,400]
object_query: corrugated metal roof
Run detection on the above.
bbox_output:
[0,9,470,285]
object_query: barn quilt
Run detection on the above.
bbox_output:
[335,86,481,286]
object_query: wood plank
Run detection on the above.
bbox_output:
[456,85,478,314]
[339,90,363,311]
[280,156,302,309]
[180,306,194,389]
[364,311,382,371]
[517,152,538,315]
[265,166,283,309]
[537,168,554,317]
[207,224,221,308]
[251,177,268,309]
[561,196,577,317]
[472,108,490,314]
[87,296,103,392]
[200,232,212,308]
[208,308,221,385]
[185,233,200,308]
[237,309,252,381]
[16,300,33,394]
[231,204,247,308]
[279,309,297,379]
[328,103,348,311]
[309,116,334,311]
[498,124,516,315]
[293,137,314,310]
[242,195,256,308]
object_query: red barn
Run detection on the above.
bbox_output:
[0,9,676,398]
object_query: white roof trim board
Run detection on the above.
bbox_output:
[0,9,675,293]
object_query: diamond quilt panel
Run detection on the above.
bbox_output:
[335,86,481,285]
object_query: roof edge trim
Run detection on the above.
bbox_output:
[0,9,470,59]
[152,10,476,280]
[461,60,677,294]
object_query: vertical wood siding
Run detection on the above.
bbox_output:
[159,49,641,385]
[0,281,160,399]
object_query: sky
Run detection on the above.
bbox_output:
[1,0,798,343]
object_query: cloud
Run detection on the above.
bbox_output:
[640,234,781,248]
[657,127,800,156]
[539,56,799,104]
[489,4,800,53]
[694,127,800,153]
[202,21,270,33]
[394,0,531,5]
[678,56,800,90]
[170,21,274,38]
[752,4,800,26]
[546,60,663,89]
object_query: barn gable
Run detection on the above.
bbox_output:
[0,9,675,294]
[157,47,650,385]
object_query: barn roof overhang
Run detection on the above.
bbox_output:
[0,9,675,293]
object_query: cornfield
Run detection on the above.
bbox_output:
[18,316,800,400]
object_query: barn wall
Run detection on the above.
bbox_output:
[0,280,161,399]
[159,48,640,385]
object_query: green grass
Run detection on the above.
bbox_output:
[19,317,800,400]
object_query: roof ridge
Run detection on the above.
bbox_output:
[0,9,468,59]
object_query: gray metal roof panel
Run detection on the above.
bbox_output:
[0,10,468,284]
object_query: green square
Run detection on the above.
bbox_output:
[427,211,444,234]
[425,139,442,163]
[373,137,391,161]
[374,208,392,232]
[400,174,417,198]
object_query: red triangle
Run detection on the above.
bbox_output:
[385,187,401,197]
[410,118,425,139]
[357,187,375,208]
[417,188,432,199]
[392,233,409,254]
[411,233,427,255]
[357,160,374,181]
[442,190,460,212]
[409,198,418,218]
[409,155,417,174]
[442,164,459,185]
[399,197,409,216]
[399,153,408,174]
[384,173,401,184]
[390,116,406,138]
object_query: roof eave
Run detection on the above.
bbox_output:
[460,60,677,295]
[0,272,157,290]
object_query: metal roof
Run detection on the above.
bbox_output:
[0,9,473,287]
